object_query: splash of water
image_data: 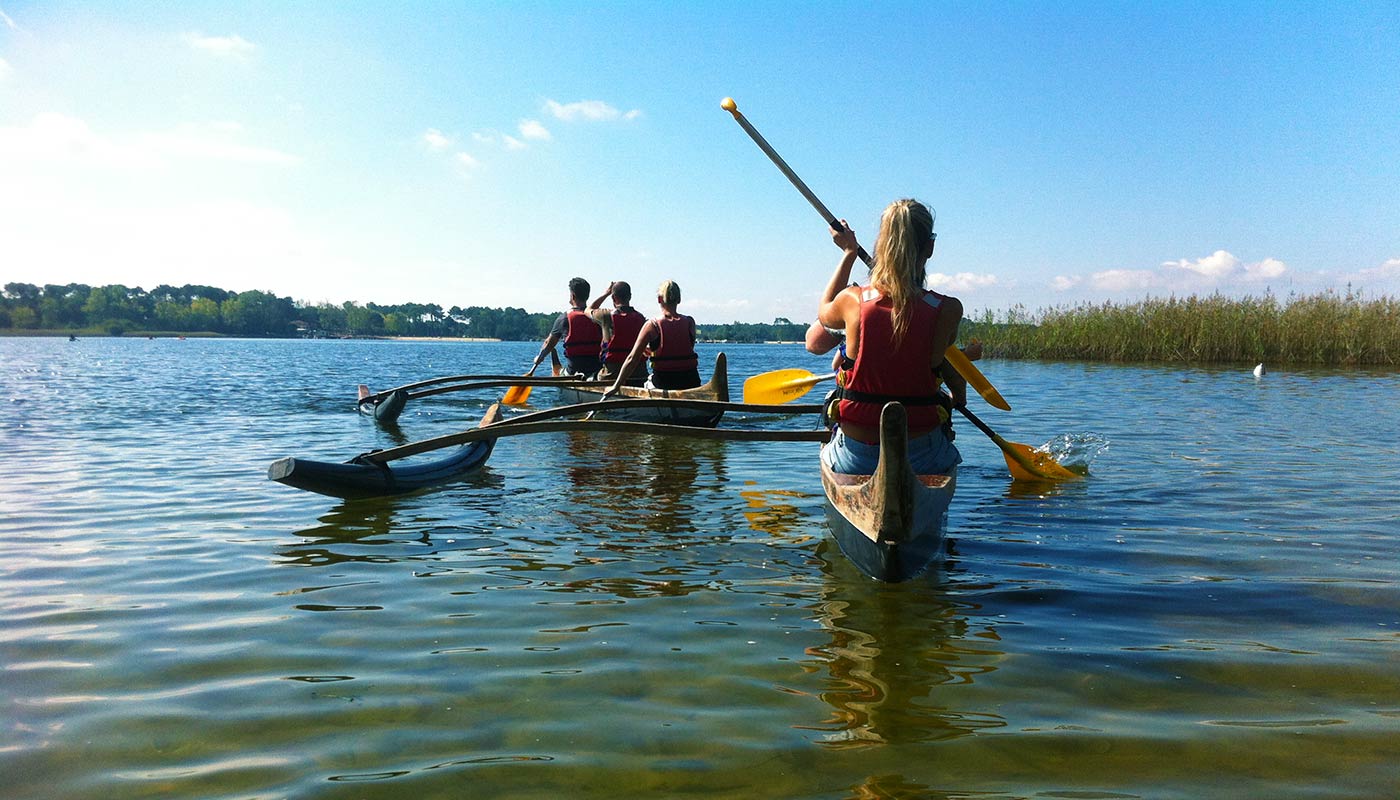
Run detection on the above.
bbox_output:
[1041,432,1110,473]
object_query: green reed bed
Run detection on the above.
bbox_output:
[964,290,1400,366]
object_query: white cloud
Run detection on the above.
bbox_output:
[423,128,452,151]
[141,123,299,165]
[183,32,257,59]
[1163,249,1239,279]
[1246,257,1287,280]
[518,119,551,141]
[1160,250,1287,283]
[1355,258,1400,283]
[0,190,348,297]
[0,8,18,31]
[0,113,298,169]
[0,112,152,168]
[1061,249,1292,297]
[0,56,11,81]
[0,113,299,169]
[454,152,480,169]
[1090,268,1162,293]
[929,271,999,293]
[471,126,540,150]
[544,99,642,122]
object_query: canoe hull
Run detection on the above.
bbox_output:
[820,403,956,582]
[269,406,502,499]
[557,352,729,427]
[822,470,955,582]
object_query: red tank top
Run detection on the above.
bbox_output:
[603,307,645,364]
[837,287,946,432]
[648,315,698,372]
[563,309,602,358]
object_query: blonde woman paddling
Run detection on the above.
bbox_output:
[820,198,965,475]
[602,280,701,395]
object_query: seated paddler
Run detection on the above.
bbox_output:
[587,280,648,386]
[528,276,603,377]
[817,198,965,476]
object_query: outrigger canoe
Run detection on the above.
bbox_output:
[555,352,729,427]
[820,402,956,582]
[269,405,504,498]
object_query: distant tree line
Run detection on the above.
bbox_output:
[0,282,809,342]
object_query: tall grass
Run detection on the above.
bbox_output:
[962,289,1400,366]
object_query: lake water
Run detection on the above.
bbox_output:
[3,336,1399,799]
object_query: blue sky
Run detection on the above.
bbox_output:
[2,2,1397,324]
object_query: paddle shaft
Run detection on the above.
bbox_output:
[724,103,867,253]
[954,404,1004,444]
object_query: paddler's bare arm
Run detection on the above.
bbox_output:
[602,319,656,396]
[588,282,616,312]
[819,221,861,308]
[933,296,967,407]
[817,222,862,353]
[529,331,561,375]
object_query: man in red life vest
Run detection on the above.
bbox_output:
[588,280,648,385]
[529,277,603,377]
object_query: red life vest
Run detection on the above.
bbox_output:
[603,306,645,364]
[563,309,602,359]
[837,287,947,432]
[648,315,698,372]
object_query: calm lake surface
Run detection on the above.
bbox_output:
[3,336,1399,799]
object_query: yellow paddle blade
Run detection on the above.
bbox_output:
[997,437,1080,481]
[944,346,1010,411]
[501,384,532,406]
[742,369,832,404]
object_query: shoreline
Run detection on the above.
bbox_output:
[385,336,502,342]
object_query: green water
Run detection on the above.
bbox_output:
[2,337,1398,798]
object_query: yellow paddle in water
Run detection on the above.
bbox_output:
[500,380,532,406]
[721,96,1009,412]
[956,405,1080,481]
[502,350,564,406]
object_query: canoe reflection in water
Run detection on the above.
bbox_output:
[563,427,729,541]
[799,540,1008,747]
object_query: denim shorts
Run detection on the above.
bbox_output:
[821,427,962,475]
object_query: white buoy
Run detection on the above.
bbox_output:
[1253,363,1265,378]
